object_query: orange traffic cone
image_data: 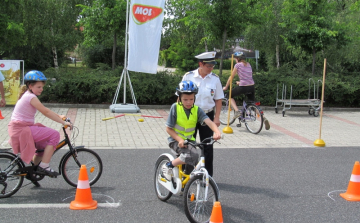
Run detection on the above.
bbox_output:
[70,165,97,210]
[209,201,224,223]
[340,161,360,201]
[0,110,4,119]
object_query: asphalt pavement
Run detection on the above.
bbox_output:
[0,104,360,223]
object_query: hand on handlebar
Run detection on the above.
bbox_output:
[213,132,221,141]
[62,117,73,130]
[179,139,187,148]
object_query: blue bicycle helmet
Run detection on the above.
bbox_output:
[176,80,198,96]
[24,70,47,84]
[234,52,246,60]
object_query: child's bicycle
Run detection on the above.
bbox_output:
[0,118,103,198]
[219,93,264,134]
[154,137,221,223]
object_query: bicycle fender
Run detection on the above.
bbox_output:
[156,153,175,162]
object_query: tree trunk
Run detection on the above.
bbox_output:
[276,44,280,69]
[112,32,117,70]
[312,47,316,75]
[50,25,58,69]
[219,28,227,77]
[52,46,59,69]
[204,39,208,52]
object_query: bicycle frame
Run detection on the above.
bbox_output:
[157,141,218,200]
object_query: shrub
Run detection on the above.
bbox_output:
[39,67,360,107]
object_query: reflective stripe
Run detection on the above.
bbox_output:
[174,130,192,139]
[174,125,195,132]
[350,174,360,182]
[77,180,90,189]
[174,124,185,131]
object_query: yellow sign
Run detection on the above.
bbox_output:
[0,60,21,105]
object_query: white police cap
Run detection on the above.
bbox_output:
[195,51,217,64]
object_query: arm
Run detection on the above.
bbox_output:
[166,127,186,148]
[203,118,221,140]
[30,97,70,126]
[223,68,238,91]
[0,81,5,107]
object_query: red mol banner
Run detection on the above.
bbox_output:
[132,4,163,25]
[128,0,165,74]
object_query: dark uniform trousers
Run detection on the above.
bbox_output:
[194,110,215,176]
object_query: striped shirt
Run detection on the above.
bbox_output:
[234,62,255,86]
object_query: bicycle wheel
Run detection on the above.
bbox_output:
[154,155,172,201]
[184,175,219,223]
[60,148,103,187]
[244,104,263,134]
[219,98,235,125]
[0,154,24,198]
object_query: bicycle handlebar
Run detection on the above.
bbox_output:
[184,136,223,148]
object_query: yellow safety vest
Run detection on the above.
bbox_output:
[174,103,198,141]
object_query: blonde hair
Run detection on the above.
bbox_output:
[18,82,39,99]
[18,85,28,99]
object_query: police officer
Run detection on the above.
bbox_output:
[182,51,224,176]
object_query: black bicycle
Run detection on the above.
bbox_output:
[0,118,103,198]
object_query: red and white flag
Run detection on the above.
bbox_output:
[128,0,165,74]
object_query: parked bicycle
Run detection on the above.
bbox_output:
[0,118,103,198]
[154,137,221,223]
[220,93,264,134]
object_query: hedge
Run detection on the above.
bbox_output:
[39,67,360,107]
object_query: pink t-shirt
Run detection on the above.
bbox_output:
[11,91,37,123]
[234,62,255,86]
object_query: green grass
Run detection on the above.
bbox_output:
[67,61,85,68]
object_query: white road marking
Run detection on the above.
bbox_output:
[0,202,120,209]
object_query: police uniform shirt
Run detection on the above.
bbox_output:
[182,69,224,111]
[0,72,4,82]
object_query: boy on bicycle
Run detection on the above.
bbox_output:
[162,80,221,181]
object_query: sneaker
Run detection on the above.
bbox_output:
[264,117,270,130]
[161,163,173,181]
[233,110,242,121]
[37,166,60,177]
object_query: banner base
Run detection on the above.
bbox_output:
[110,104,140,113]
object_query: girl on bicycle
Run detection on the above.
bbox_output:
[162,81,221,181]
[8,70,72,177]
[223,52,270,130]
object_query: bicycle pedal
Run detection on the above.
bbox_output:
[236,123,241,127]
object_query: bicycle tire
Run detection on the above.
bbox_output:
[244,104,263,134]
[0,154,24,198]
[154,155,173,201]
[219,98,236,125]
[60,148,103,187]
[183,174,219,223]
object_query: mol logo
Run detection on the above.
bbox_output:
[132,4,163,25]
[0,63,4,68]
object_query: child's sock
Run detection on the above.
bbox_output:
[39,162,49,168]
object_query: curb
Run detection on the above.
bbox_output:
[4,103,360,111]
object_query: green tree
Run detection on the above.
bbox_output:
[21,0,84,69]
[281,0,346,74]
[0,0,25,58]
[78,0,127,70]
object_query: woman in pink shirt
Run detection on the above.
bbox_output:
[223,52,270,130]
[8,70,72,176]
